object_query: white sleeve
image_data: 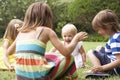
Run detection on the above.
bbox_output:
[78,41,83,49]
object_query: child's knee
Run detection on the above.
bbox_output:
[87,50,94,56]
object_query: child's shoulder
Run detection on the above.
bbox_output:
[37,27,54,34]
[113,32,120,39]
[37,26,51,30]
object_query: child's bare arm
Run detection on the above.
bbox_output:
[49,29,87,56]
[3,39,11,54]
[4,41,16,70]
[79,46,86,67]
[49,47,57,53]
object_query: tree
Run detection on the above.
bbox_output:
[67,0,120,33]
[0,0,46,38]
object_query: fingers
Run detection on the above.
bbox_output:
[8,65,14,72]
[91,66,103,72]
[77,31,88,41]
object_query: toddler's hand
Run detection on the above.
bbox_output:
[81,62,86,68]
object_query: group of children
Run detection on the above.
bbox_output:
[0,1,120,80]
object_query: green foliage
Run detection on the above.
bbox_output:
[49,0,120,36]
[0,0,47,38]
[47,0,74,36]
[55,21,67,37]
[0,0,120,42]
[0,27,5,38]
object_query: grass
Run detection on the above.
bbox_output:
[0,41,119,80]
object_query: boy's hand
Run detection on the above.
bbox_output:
[91,66,104,72]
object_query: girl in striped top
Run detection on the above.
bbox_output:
[4,2,87,80]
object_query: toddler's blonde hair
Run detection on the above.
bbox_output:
[62,23,77,35]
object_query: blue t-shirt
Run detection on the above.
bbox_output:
[105,32,120,74]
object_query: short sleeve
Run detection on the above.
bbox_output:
[78,41,83,49]
[110,33,120,54]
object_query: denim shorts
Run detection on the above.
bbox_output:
[93,47,111,65]
[93,47,117,74]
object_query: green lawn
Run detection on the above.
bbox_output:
[46,41,106,52]
[0,41,119,80]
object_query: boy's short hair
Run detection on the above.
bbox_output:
[92,9,120,32]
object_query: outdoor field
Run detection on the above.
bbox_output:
[0,41,120,80]
[0,0,120,80]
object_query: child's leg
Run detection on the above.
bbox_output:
[87,49,116,74]
[87,48,111,66]
[87,50,101,66]
[95,46,105,53]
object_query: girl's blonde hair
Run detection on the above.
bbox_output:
[92,9,120,32]
[3,19,23,41]
[19,2,53,32]
[62,23,77,35]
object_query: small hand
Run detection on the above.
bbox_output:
[82,62,86,68]
[91,66,104,72]
[8,65,14,72]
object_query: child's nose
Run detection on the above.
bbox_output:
[65,37,69,40]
